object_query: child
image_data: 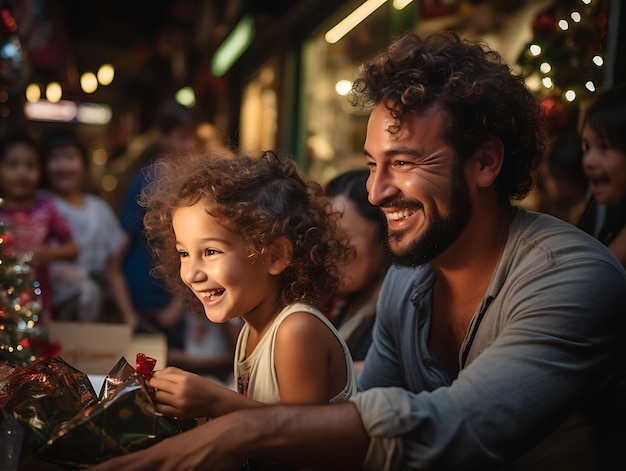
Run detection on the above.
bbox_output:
[40,127,139,326]
[577,83,626,269]
[142,149,355,419]
[0,133,78,321]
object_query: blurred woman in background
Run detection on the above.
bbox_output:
[325,168,390,372]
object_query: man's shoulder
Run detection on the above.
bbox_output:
[508,208,626,282]
[513,209,618,260]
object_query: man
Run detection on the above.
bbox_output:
[93,31,626,470]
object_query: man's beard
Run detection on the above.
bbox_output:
[386,160,472,267]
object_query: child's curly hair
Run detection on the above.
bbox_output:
[142,149,352,315]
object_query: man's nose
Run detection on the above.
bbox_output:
[366,167,397,206]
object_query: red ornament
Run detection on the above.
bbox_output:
[0,232,14,246]
[533,12,555,36]
[136,353,157,379]
[19,291,31,306]
[541,96,569,137]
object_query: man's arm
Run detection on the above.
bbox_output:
[90,401,369,471]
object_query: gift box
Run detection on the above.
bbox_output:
[0,354,195,470]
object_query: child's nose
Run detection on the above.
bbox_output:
[183,262,208,284]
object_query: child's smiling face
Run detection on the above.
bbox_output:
[0,142,41,203]
[582,124,626,206]
[172,201,283,324]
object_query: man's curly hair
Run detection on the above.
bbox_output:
[351,30,545,201]
[141,149,351,315]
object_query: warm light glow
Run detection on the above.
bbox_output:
[392,0,413,10]
[76,102,112,124]
[325,0,387,44]
[335,80,353,96]
[80,72,98,93]
[593,55,603,66]
[585,81,596,92]
[92,148,108,165]
[581,0,591,5]
[176,87,196,107]
[564,89,576,102]
[97,64,115,85]
[529,44,541,56]
[539,62,552,74]
[24,100,111,124]
[25,83,40,102]
[46,82,62,103]
[558,19,569,30]
[571,11,581,22]
[542,77,554,89]
[24,100,76,122]
[101,175,118,192]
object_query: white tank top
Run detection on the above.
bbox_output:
[234,302,356,404]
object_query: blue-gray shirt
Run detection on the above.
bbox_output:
[353,208,626,470]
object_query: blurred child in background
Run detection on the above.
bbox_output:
[578,83,626,269]
[0,133,78,321]
[40,128,139,326]
[539,132,588,225]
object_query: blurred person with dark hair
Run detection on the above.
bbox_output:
[578,83,626,269]
[325,168,390,372]
[40,127,139,326]
[539,132,588,225]
[0,133,78,322]
[119,99,199,347]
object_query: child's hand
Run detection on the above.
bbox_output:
[148,366,218,419]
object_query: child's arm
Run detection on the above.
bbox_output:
[105,238,140,329]
[273,312,346,404]
[149,366,266,419]
[30,239,79,267]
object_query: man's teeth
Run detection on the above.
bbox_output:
[201,289,224,301]
[387,209,415,221]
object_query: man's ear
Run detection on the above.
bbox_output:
[267,237,293,275]
[473,136,504,188]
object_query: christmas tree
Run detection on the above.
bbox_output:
[516,0,609,136]
[0,217,58,367]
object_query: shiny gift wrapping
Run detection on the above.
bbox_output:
[0,355,194,469]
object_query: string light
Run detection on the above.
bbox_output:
[80,72,98,94]
[97,64,114,85]
[46,82,62,103]
[564,89,576,101]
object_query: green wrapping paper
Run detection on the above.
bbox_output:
[0,355,195,469]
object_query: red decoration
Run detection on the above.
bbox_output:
[532,12,555,36]
[135,353,157,379]
[19,291,31,305]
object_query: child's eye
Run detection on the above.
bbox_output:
[178,251,188,259]
[204,248,219,256]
